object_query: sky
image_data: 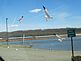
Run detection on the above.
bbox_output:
[0,0,81,32]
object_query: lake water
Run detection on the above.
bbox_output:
[0,36,81,51]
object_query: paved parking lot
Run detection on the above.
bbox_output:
[0,45,81,61]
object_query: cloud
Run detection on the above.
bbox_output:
[9,24,18,27]
[58,12,70,19]
[55,12,71,20]
[29,9,42,13]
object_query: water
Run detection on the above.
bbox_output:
[0,36,81,51]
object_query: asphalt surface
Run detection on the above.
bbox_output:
[0,45,81,61]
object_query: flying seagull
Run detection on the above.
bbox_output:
[43,5,53,21]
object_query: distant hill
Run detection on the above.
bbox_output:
[0,28,81,38]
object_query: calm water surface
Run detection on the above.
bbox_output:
[0,36,81,51]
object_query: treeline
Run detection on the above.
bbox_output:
[0,28,81,38]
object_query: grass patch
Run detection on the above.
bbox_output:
[0,44,32,48]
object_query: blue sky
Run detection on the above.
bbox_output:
[0,0,81,32]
